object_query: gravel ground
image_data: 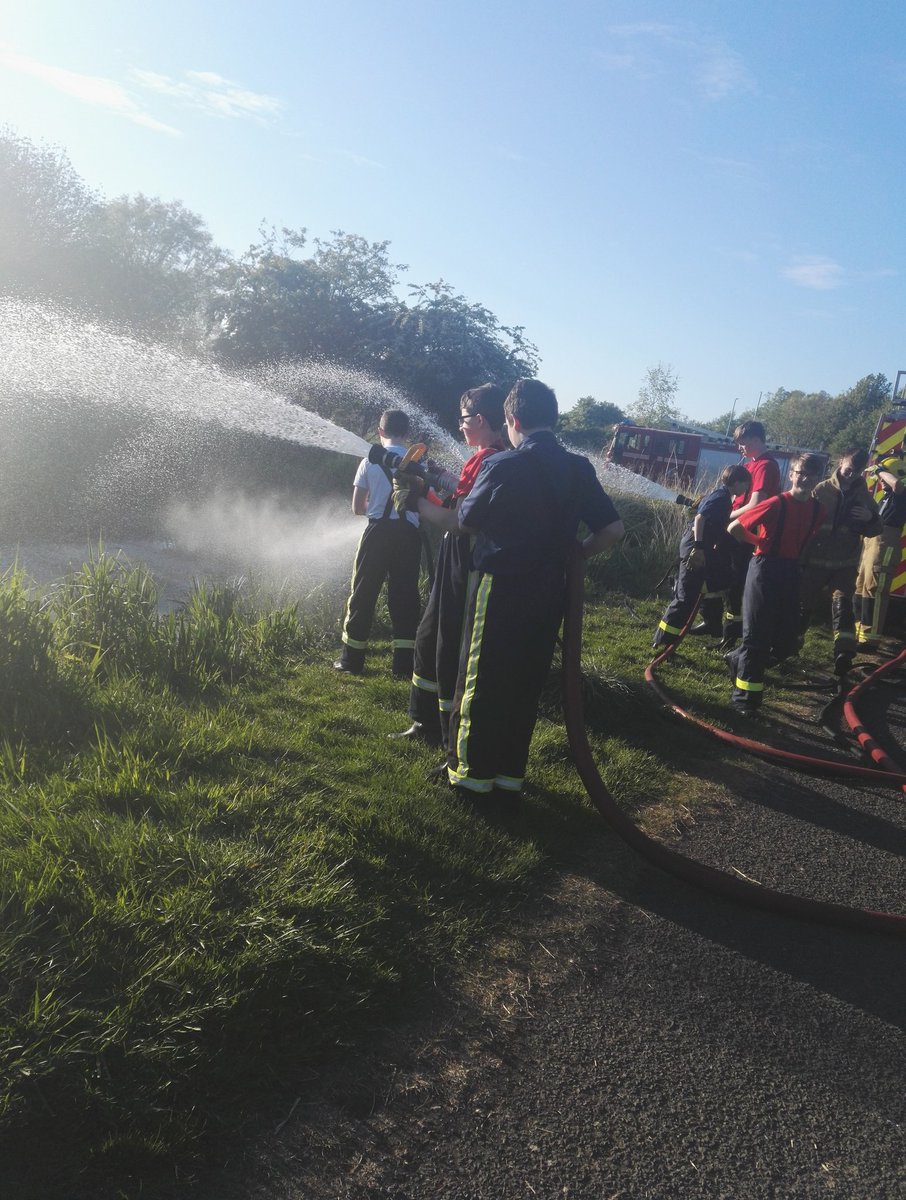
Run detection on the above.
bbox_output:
[208,682,906,1200]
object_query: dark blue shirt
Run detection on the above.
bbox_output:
[458,430,621,575]
[696,485,734,549]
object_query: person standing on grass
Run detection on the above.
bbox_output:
[652,464,752,650]
[799,449,881,675]
[390,384,508,749]
[721,420,782,651]
[436,379,623,801]
[725,453,825,716]
[335,409,422,678]
[854,451,906,648]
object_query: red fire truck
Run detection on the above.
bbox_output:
[604,420,828,493]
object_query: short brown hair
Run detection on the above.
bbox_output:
[791,453,824,479]
[721,464,751,488]
[461,384,506,432]
[379,409,410,438]
[504,379,558,429]
[733,420,766,443]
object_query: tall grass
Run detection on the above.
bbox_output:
[0,552,317,738]
[592,492,687,596]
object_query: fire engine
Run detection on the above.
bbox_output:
[604,419,828,493]
[865,368,906,603]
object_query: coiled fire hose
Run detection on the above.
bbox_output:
[561,549,906,937]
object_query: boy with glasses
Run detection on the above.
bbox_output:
[725,454,825,715]
[391,384,508,748]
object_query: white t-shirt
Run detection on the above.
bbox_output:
[353,442,420,527]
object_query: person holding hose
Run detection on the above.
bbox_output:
[653,464,752,650]
[335,409,423,678]
[390,384,508,748]
[725,453,825,716]
[424,379,623,802]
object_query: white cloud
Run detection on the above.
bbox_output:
[0,48,181,135]
[601,23,756,101]
[131,68,283,122]
[782,256,845,290]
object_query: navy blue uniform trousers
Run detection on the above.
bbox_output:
[447,564,565,794]
[728,556,800,708]
[408,530,470,748]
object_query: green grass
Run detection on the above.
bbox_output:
[0,525,844,1197]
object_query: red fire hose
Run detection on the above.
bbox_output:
[561,550,906,936]
[644,613,906,789]
[842,647,906,786]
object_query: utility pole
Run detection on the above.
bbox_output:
[724,399,738,438]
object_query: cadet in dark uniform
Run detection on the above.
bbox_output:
[444,380,624,799]
[653,464,751,649]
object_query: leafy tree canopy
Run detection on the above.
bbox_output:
[629,363,681,425]
[558,396,625,452]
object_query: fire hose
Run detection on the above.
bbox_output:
[561,549,906,937]
[842,647,906,785]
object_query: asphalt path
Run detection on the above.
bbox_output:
[219,680,906,1200]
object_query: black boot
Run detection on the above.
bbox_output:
[334,646,365,674]
[387,721,441,747]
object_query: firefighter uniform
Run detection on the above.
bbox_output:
[723,452,782,648]
[338,445,422,676]
[854,455,906,644]
[446,431,620,795]
[408,447,501,748]
[653,483,737,648]
[727,493,823,711]
[799,467,882,670]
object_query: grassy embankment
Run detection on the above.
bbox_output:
[0,495,835,1196]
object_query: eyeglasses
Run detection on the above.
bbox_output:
[458,413,477,426]
[790,470,813,479]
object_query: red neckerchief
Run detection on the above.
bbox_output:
[452,444,504,499]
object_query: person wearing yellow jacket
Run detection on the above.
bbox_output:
[854,451,906,646]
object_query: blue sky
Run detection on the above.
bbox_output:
[1,1,904,421]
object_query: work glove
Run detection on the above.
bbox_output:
[684,543,706,573]
[391,470,425,514]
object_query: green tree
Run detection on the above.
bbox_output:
[826,374,891,455]
[629,362,681,425]
[0,125,98,300]
[558,396,625,452]
[207,226,402,369]
[385,280,538,431]
[754,387,835,449]
[85,193,225,340]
